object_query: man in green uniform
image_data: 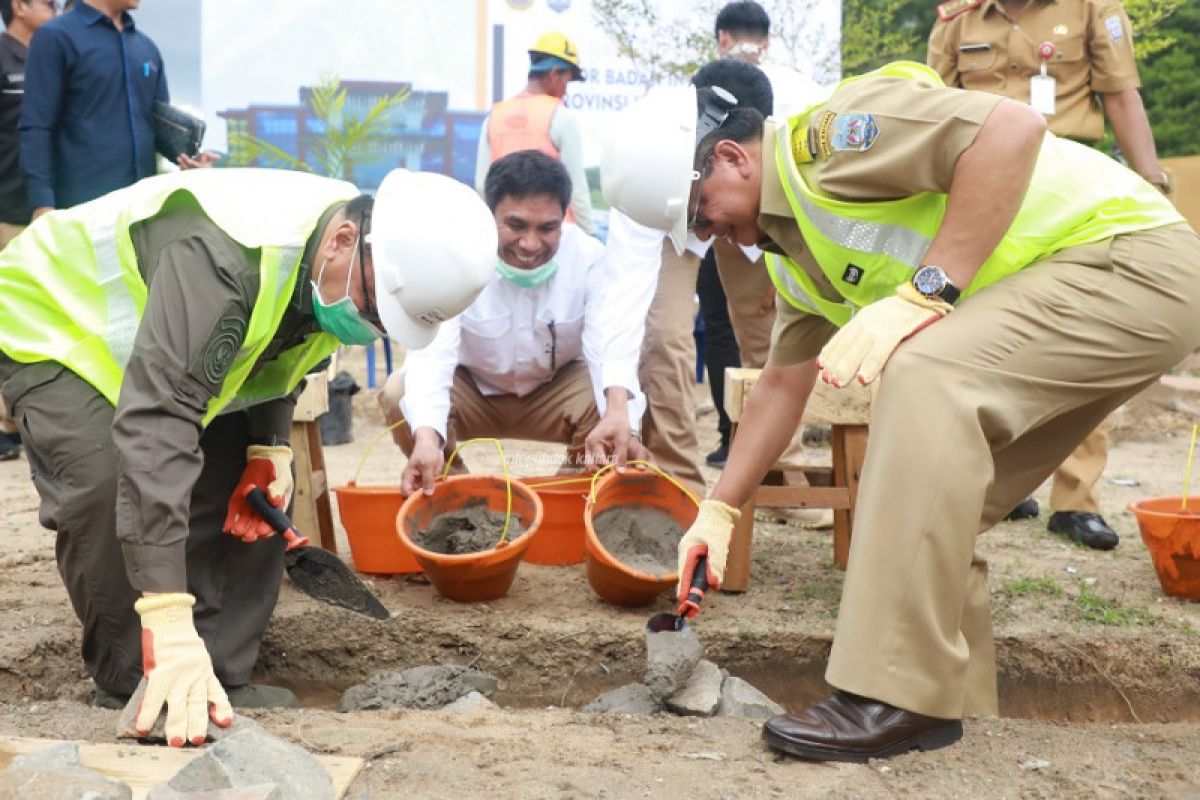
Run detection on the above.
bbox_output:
[0,167,497,747]
[603,64,1198,760]
[928,0,1172,548]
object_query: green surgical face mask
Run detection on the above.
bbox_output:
[310,238,383,345]
[495,257,559,289]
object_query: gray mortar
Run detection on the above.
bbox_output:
[340,664,499,711]
[592,505,683,574]
[412,500,527,555]
[644,623,704,700]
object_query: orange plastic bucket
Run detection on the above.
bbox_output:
[333,483,422,574]
[397,474,543,602]
[1128,496,1200,601]
[520,475,589,566]
[583,470,699,607]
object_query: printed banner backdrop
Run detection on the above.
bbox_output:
[133,0,839,181]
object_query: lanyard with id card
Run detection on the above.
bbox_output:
[1029,41,1056,115]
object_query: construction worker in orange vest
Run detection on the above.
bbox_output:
[474,31,594,235]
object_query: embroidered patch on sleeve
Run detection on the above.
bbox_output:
[1105,15,1124,43]
[202,316,247,387]
[831,113,879,153]
[815,111,837,158]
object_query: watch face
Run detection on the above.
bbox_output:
[914,267,946,296]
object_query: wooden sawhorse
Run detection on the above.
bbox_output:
[289,372,338,553]
[720,368,873,590]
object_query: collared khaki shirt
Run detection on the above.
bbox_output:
[928,0,1139,142]
[758,77,1001,366]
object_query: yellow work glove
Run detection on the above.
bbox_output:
[817,283,952,387]
[223,445,294,542]
[676,499,742,601]
[134,593,232,747]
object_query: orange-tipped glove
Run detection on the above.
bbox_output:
[134,593,232,747]
[676,499,741,602]
[223,445,293,542]
[817,283,952,388]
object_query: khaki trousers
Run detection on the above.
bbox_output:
[826,225,1200,719]
[380,361,600,469]
[637,242,705,496]
[1050,426,1106,512]
[712,238,808,470]
[0,221,24,250]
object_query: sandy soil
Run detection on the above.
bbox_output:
[3,354,1200,799]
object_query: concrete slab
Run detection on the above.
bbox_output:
[644,624,703,701]
[583,683,662,715]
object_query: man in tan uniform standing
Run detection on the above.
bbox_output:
[605,65,1197,760]
[928,0,1172,550]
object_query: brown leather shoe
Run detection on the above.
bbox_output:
[762,691,962,762]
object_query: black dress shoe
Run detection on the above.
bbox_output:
[1004,497,1039,521]
[0,432,21,462]
[1047,511,1119,550]
[761,691,963,762]
[705,443,729,468]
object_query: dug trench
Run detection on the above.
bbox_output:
[4,572,1199,726]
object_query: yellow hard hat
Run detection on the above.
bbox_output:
[529,31,584,81]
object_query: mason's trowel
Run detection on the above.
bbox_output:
[246,488,390,620]
[643,555,709,700]
[646,554,709,634]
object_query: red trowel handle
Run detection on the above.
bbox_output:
[246,487,309,551]
[678,554,709,619]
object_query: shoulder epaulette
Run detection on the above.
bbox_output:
[936,0,983,22]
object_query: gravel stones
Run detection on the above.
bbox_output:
[164,727,333,800]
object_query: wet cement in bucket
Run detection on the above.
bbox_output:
[592,505,684,574]
[413,500,527,555]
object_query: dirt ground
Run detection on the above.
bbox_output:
[3,353,1200,799]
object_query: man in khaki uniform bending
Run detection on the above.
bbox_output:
[929,0,1172,549]
[604,64,1197,761]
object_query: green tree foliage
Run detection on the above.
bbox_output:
[1135,0,1198,156]
[843,0,1195,156]
[841,0,933,75]
[228,75,410,180]
[592,0,840,85]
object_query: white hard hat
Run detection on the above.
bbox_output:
[370,170,497,350]
[601,85,697,256]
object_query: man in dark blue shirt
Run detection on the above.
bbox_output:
[18,0,209,215]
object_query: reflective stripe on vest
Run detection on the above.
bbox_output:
[0,169,357,425]
[92,219,140,371]
[768,61,1184,324]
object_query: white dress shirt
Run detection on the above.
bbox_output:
[401,223,646,440]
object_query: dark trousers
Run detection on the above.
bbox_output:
[696,249,741,447]
[0,361,284,696]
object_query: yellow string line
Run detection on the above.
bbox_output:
[587,460,700,506]
[523,475,595,489]
[1183,423,1199,511]
[351,417,409,485]
[442,437,513,544]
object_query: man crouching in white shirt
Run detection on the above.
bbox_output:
[380,150,650,495]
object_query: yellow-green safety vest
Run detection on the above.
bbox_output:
[764,61,1184,326]
[0,168,358,424]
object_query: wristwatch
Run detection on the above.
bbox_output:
[912,265,960,305]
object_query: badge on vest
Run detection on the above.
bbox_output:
[830,113,878,153]
[842,263,865,285]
